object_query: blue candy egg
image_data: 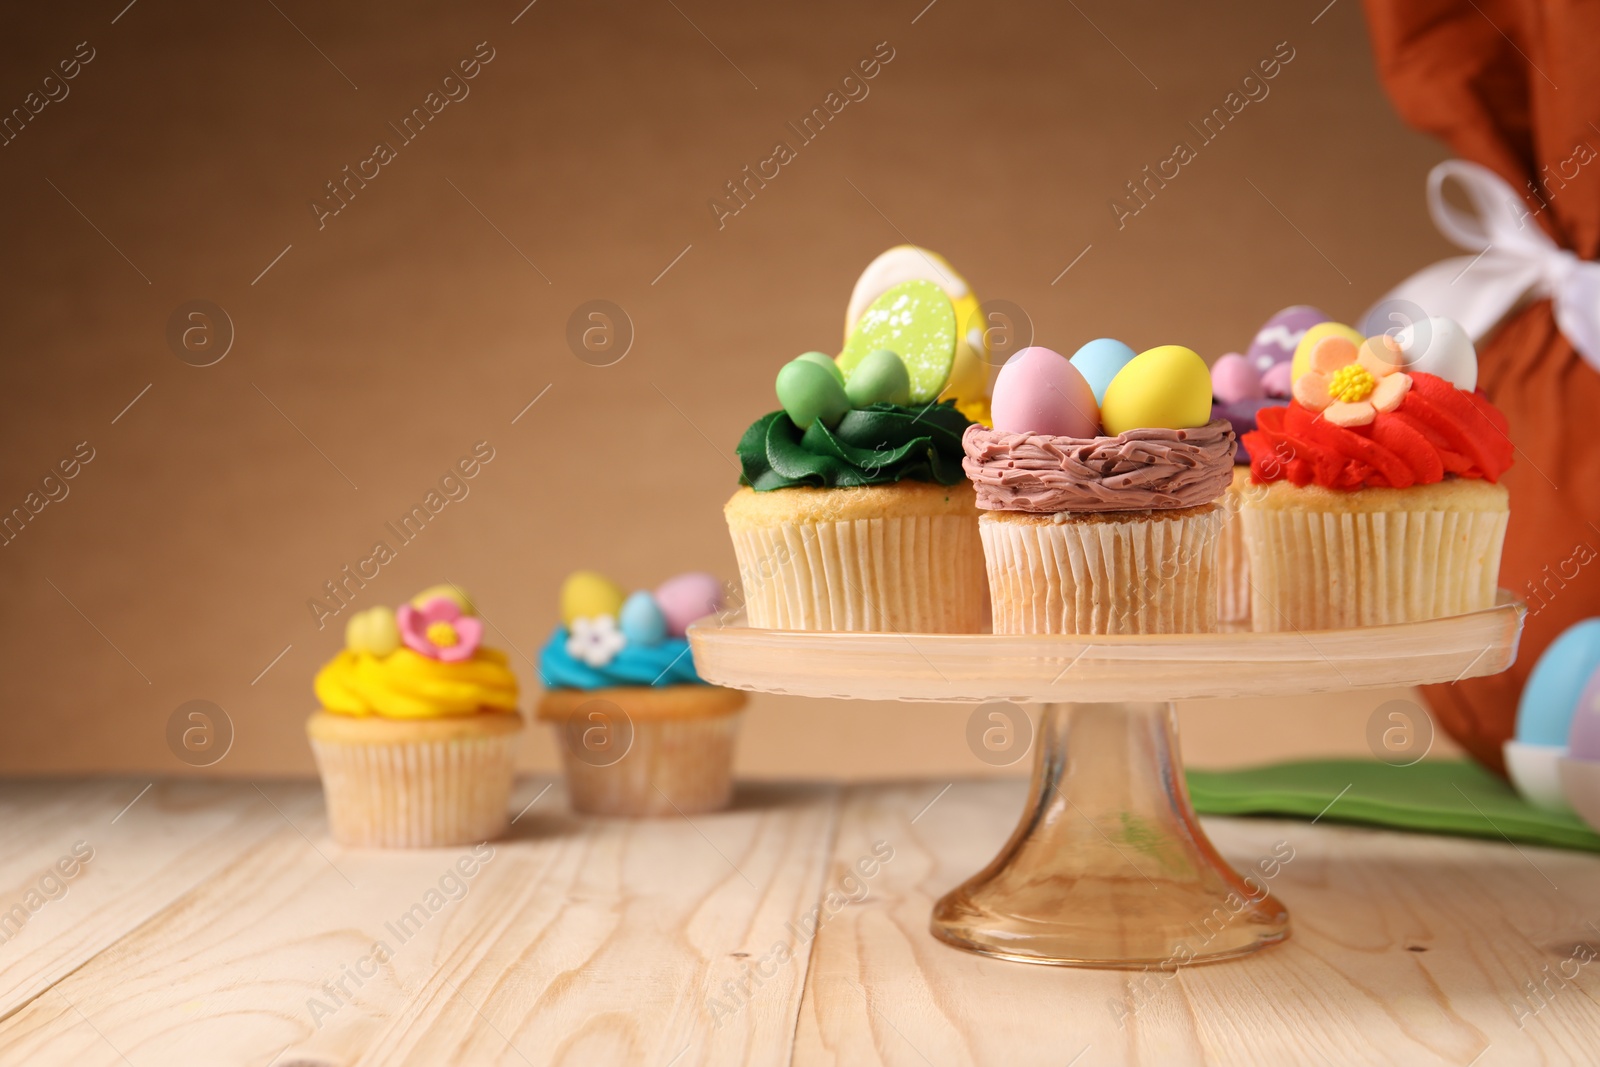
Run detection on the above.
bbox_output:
[1516,618,1600,746]
[1069,338,1137,406]
[619,590,667,646]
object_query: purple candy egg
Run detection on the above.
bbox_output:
[1570,665,1600,761]
[1247,306,1330,374]
[655,572,725,637]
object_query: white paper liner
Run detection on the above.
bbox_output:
[729,513,985,632]
[1241,505,1509,631]
[979,507,1222,634]
[309,732,517,848]
[1217,480,1251,624]
[558,715,742,817]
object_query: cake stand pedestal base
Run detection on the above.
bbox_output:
[930,701,1289,968]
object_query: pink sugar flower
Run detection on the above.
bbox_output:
[397,597,483,662]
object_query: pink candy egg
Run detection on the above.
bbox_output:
[1570,665,1600,761]
[1260,361,1293,398]
[990,347,1101,438]
[1210,353,1264,404]
[655,572,725,636]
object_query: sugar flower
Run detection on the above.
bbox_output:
[567,615,626,668]
[397,597,484,662]
[1292,334,1412,428]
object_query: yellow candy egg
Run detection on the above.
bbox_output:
[345,605,400,656]
[1100,345,1213,436]
[1289,322,1365,385]
[944,290,989,411]
[410,583,475,614]
[560,570,625,625]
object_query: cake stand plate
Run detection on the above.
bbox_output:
[688,593,1524,969]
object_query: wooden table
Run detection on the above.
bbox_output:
[0,778,1596,1066]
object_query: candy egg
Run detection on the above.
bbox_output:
[1260,361,1293,398]
[1516,619,1600,746]
[1568,665,1600,761]
[794,350,845,386]
[655,572,725,636]
[619,590,668,646]
[990,347,1100,438]
[345,605,400,656]
[1290,322,1364,385]
[560,570,626,626]
[1069,338,1137,406]
[410,584,475,614]
[777,358,850,431]
[838,280,957,404]
[845,349,912,407]
[1393,317,1478,391]
[1101,345,1213,436]
[1248,305,1330,375]
[1210,352,1265,404]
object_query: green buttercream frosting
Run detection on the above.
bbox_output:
[737,401,973,490]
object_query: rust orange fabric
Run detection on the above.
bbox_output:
[1364,0,1600,774]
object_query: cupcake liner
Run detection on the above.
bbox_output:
[1217,472,1252,625]
[556,714,742,817]
[729,513,985,633]
[979,506,1222,635]
[1242,503,1509,631]
[309,729,518,848]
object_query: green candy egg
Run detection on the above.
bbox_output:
[794,350,845,386]
[776,358,850,431]
[845,349,911,407]
[838,279,957,403]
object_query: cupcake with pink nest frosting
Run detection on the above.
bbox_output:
[964,343,1235,634]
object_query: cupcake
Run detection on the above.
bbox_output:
[1239,316,1513,630]
[1209,306,1331,623]
[536,570,747,816]
[726,249,989,633]
[964,343,1236,634]
[308,585,523,848]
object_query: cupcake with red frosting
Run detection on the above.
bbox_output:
[1239,317,1512,630]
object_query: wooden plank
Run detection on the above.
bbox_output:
[795,781,1600,1066]
[0,778,840,1067]
[0,778,317,1022]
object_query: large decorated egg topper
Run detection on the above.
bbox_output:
[1560,665,1600,834]
[772,278,965,431]
[1505,618,1600,813]
[1249,305,1330,378]
[844,246,989,421]
[542,570,724,684]
[989,342,1213,438]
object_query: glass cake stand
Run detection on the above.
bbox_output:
[687,593,1524,968]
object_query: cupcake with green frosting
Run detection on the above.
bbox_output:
[725,264,988,633]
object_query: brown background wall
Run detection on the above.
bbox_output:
[0,0,1462,778]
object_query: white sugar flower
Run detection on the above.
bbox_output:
[567,615,626,667]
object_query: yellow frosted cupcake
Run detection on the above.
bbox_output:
[728,248,989,633]
[308,585,522,848]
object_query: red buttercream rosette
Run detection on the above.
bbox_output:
[1243,372,1513,490]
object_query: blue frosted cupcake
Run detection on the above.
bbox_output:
[536,570,746,816]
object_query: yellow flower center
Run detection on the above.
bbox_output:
[425,620,459,647]
[1328,363,1376,403]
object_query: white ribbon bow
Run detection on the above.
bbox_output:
[1366,159,1600,373]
